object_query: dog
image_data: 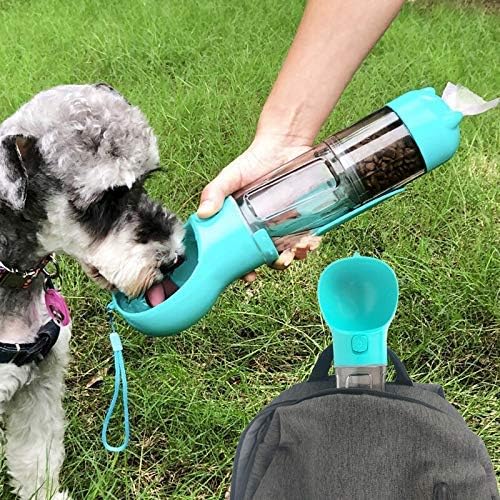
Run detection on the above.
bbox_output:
[0,83,184,499]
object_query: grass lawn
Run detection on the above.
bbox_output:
[0,0,498,498]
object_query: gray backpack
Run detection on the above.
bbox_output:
[230,346,498,500]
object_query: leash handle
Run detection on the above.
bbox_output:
[101,311,130,452]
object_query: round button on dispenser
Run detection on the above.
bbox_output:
[351,335,368,353]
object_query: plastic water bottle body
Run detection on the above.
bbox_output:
[234,108,426,253]
[235,143,361,249]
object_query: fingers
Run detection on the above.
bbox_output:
[198,182,224,219]
[271,235,322,269]
[293,235,322,260]
[271,249,295,270]
[243,271,257,283]
[197,197,219,219]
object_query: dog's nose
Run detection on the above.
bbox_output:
[159,263,173,275]
[159,255,184,276]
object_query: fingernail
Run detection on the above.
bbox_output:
[197,200,214,217]
[243,272,258,283]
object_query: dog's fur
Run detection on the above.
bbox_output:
[0,84,184,499]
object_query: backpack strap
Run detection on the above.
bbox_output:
[308,344,413,386]
[387,348,413,387]
[308,344,335,382]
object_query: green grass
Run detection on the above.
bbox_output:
[0,0,498,498]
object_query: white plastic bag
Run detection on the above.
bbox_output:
[442,83,498,116]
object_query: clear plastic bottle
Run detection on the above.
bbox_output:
[234,108,426,251]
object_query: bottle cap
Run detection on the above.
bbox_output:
[387,87,462,171]
[388,83,498,172]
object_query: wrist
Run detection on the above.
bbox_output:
[255,102,317,148]
[245,132,312,175]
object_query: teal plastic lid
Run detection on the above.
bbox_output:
[387,87,463,171]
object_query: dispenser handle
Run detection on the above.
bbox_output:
[314,188,405,236]
[308,344,413,386]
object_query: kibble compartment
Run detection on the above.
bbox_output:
[327,107,426,201]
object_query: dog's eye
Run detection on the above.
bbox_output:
[72,184,134,239]
[108,185,130,198]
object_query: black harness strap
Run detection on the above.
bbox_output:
[0,320,60,366]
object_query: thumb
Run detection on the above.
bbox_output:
[197,163,244,218]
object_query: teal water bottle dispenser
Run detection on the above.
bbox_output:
[110,84,497,336]
[317,255,399,390]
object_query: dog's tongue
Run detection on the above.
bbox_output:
[146,278,179,307]
[146,283,165,306]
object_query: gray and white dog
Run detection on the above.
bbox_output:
[0,84,184,499]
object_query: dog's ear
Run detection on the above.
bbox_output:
[94,82,116,92]
[94,82,129,103]
[0,135,37,211]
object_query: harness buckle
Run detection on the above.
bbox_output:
[42,255,60,281]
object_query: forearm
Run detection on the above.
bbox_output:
[257,0,405,146]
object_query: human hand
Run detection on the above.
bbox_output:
[197,134,322,281]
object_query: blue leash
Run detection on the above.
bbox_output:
[101,310,130,452]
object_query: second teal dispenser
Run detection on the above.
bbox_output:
[317,254,399,390]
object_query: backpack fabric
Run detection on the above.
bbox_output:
[230,346,498,500]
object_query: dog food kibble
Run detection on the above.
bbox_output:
[327,107,426,201]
